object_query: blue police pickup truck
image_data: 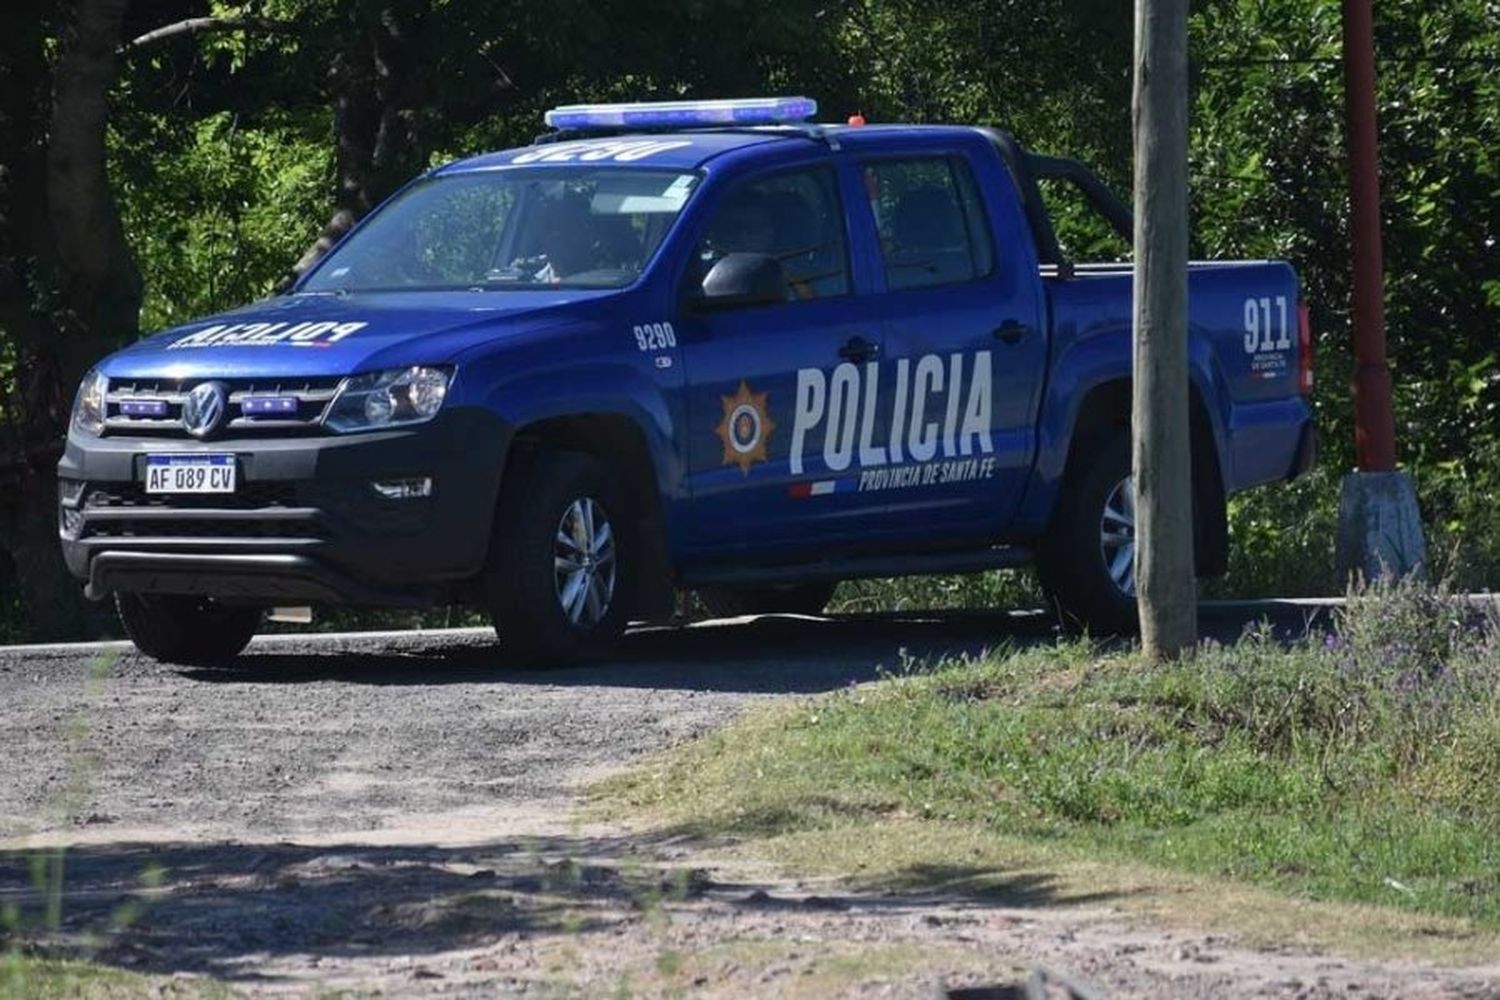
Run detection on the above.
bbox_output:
[58,97,1315,665]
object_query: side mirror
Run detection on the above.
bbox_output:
[697,253,787,310]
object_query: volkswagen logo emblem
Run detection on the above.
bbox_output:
[181,381,228,438]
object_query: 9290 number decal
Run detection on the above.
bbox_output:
[633,322,677,352]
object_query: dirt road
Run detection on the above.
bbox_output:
[2,608,1495,997]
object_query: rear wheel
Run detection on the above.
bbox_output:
[1037,430,1138,634]
[115,593,260,665]
[482,451,631,665]
[697,581,837,619]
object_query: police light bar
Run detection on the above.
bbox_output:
[544,96,818,131]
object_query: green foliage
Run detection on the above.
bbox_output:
[1207,470,1342,598]
[1419,436,1500,589]
[832,570,1042,614]
[112,109,331,330]
[615,580,1500,923]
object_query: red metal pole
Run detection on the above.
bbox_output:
[1341,0,1397,472]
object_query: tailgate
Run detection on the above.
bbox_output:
[1188,260,1305,404]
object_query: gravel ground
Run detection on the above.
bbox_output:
[1,607,1496,998]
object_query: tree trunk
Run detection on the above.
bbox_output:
[283,0,433,285]
[48,0,142,378]
[1131,0,1197,659]
[0,0,142,641]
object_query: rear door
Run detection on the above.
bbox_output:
[677,164,889,556]
[856,148,1049,536]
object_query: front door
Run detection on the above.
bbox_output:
[678,165,887,557]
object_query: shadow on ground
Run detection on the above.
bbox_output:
[177,601,1334,693]
[0,834,1122,984]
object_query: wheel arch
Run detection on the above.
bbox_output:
[1052,376,1229,578]
[505,411,676,619]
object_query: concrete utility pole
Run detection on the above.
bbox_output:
[1131,0,1197,658]
[1332,0,1426,582]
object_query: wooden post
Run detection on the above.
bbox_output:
[1131,0,1197,659]
[1340,0,1396,472]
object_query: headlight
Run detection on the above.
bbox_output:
[71,369,107,436]
[325,366,452,432]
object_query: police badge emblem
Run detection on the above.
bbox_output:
[715,379,774,475]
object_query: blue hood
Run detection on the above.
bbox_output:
[101,289,617,380]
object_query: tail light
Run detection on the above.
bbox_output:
[1298,301,1314,396]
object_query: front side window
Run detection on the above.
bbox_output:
[863,157,995,291]
[301,168,700,292]
[693,168,849,301]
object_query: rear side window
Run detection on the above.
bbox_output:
[693,168,849,300]
[863,157,995,290]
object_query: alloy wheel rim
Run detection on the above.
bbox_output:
[553,497,617,628]
[1100,476,1136,596]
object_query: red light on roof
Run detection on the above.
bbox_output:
[847,113,867,127]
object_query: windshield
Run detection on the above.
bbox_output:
[301,167,700,292]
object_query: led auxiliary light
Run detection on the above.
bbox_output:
[370,477,433,500]
[543,97,818,131]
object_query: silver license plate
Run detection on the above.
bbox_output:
[144,454,236,494]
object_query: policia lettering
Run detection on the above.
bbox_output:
[790,351,994,476]
[169,321,369,350]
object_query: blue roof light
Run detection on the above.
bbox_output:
[544,96,818,131]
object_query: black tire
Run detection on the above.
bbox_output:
[481,450,631,666]
[697,581,837,619]
[115,593,260,666]
[1037,429,1138,635]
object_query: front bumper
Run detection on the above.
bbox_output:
[57,408,511,605]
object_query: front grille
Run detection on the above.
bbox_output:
[82,518,324,540]
[66,478,432,545]
[73,479,324,543]
[105,377,343,437]
[85,482,300,510]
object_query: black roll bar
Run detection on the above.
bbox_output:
[975,128,1134,277]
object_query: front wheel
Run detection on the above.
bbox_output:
[482,451,631,665]
[1037,430,1139,634]
[115,593,260,665]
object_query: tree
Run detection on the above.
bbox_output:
[0,0,145,639]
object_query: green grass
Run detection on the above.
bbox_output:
[0,953,214,999]
[603,581,1500,933]
[831,569,1043,614]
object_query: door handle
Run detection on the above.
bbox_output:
[993,320,1032,345]
[839,336,880,363]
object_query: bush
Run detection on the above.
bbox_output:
[1206,469,1342,598]
[1420,438,1500,590]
